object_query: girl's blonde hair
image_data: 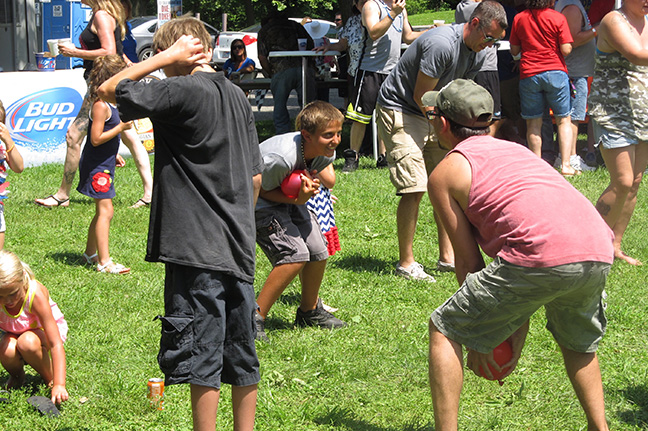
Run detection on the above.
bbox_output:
[0,250,34,292]
[86,0,126,41]
[87,54,127,101]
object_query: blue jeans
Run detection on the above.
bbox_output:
[519,70,572,119]
[270,67,316,134]
[570,76,589,122]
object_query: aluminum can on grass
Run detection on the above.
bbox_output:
[148,378,164,410]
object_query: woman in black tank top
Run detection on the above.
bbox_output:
[59,0,125,79]
[35,0,153,211]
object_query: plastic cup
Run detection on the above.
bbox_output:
[58,38,73,53]
[47,39,59,56]
[297,38,308,51]
[433,20,445,26]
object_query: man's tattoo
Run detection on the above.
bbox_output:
[595,201,611,216]
[63,170,76,186]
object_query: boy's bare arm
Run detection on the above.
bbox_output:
[98,35,208,103]
[252,173,262,207]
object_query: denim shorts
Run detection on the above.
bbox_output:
[430,257,610,354]
[255,204,329,266]
[592,119,640,149]
[157,263,260,389]
[570,76,589,122]
[519,70,572,119]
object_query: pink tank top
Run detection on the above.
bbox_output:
[450,136,614,267]
[0,279,68,342]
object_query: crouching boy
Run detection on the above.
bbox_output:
[98,18,263,431]
[254,101,347,341]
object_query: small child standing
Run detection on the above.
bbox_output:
[0,250,69,405]
[0,100,25,250]
[254,101,347,341]
[78,55,131,274]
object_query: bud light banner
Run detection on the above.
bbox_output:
[0,69,87,167]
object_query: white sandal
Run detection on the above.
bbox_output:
[83,253,98,265]
[96,259,130,274]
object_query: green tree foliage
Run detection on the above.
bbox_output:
[136,0,453,30]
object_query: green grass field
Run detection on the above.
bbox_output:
[1,126,647,430]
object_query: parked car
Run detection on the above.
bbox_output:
[213,18,338,71]
[129,16,220,62]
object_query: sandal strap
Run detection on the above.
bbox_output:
[83,253,98,264]
[97,259,130,274]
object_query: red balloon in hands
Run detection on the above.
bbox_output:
[479,340,513,383]
[280,170,307,199]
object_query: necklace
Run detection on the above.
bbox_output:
[301,142,310,172]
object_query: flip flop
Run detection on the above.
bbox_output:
[27,396,60,417]
[35,194,70,208]
[129,198,151,209]
[82,253,98,265]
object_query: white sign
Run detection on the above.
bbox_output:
[1,69,86,167]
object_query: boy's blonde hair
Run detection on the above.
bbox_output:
[0,250,34,293]
[295,101,344,135]
[88,55,127,101]
[85,0,126,42]
[152,18,213,54]
[0,99,5,124]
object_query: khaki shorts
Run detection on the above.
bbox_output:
[430,257,610,354]
[376,104,448,195]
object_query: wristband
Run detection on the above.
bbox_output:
[591,27,597,35]
[6,143,14,154]
[387,12,395,21]
[512,52,521,61]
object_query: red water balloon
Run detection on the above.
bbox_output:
[280,170,306,199]
[479,340,513,382]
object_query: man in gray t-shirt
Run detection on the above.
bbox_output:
[376,0,507,282]
[455,0,502,119]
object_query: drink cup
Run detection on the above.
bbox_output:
[433,20,445,26]
[297,38,308,51]
[47,39,59,56]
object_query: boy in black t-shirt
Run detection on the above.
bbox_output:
[98,18,263,431]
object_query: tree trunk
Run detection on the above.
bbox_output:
[131,0,149,17]
[242,0,256,26]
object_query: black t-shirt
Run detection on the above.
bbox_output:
[115,71,263,282]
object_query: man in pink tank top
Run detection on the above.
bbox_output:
[424,79,614,431]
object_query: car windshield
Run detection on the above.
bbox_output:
[129,16,154,27]
[238,23,262,33]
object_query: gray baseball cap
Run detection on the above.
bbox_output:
[421,79,494,128]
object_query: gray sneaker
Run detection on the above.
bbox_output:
[436,260,456,273]
[395,262,436,282]
[295,298,347,329]
[254,311,269,342]
[570,154,596,172]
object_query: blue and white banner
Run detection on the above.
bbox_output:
[1,69,86,167]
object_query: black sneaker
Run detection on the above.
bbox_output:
[254,311,269,342]
[376,153,388,168]
[295,298,347,329]
[342,149,359,173]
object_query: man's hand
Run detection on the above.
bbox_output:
[392,0,406,16]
